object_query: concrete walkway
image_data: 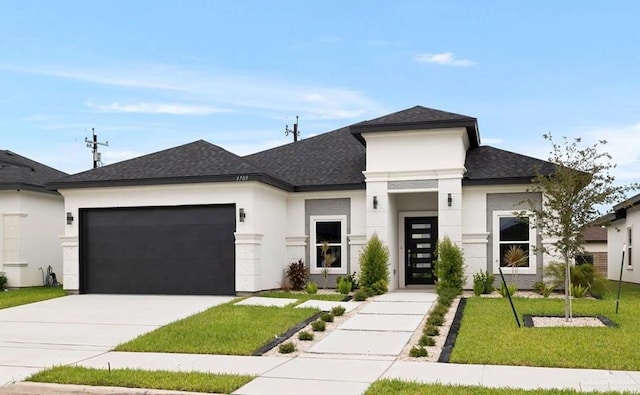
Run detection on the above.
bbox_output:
[2,291,640,394]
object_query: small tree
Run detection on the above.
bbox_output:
[359,234,390,292]
[522,134,638,320]
[434,236,466,295]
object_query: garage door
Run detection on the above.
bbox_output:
[80,205,236,295]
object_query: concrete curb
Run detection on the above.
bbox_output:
[0,382,217,395]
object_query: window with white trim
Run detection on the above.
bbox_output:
[492,211,536,274]
[310,215,347,274]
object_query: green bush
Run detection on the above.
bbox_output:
[358,234,390,293]
[434,237,466,295]
[437,287,457,307]
[305,281,318,294]
[311,319,326,332]
[419,334,436,347]
[370,279,388,295]
[337,272,360,290]
[544,261,608,298]
[286,259,308,291]
[353,289,368,301]
[427,314,444,326]
[472,269,495,296]
[320,312,334,322]
[298,331,314,341]
[331,306,346,316]
[409,346,428,357]
[431,304,448,316]
[337,277,352,295]
[497,283,517,297]
[424,325,440,336]
[278,342,296,354]
[533,280,555,297]
[572,283,588,298]
[0,273,7,291]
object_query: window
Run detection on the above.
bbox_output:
[627,227,633,268]
[575,254,594,266]
[310,215,347,274]
[492,211,536,274]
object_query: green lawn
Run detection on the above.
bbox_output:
[0,286,66,309]
[365,379,634,395]
[28,366,253,394]
[451,281,640,370]
[116,300,318,355]
[258,290,346,303]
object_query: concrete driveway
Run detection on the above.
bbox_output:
[0,294,234,386]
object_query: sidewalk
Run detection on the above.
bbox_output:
[2,291,640,394]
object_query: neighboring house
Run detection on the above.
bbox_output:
[49,106,556,295]
[578,225,607,275]
[0,150,67,287]
[607,193,640,283]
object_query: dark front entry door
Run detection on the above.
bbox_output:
[405,217,438,285]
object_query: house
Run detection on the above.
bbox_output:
[49,106,556,295]
[607,193,640,283]
[578,225,607,275]
[0,150,67,287]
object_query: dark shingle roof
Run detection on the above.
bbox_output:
[464,146,555,185]
[244,126,365,190]
[0,150,67,193]
[49,140,291,189]
[350,105,479,147]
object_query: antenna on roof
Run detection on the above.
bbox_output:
[285,116,300,143]
[84,128,108,169]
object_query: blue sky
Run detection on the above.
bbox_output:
[1,1,639,187]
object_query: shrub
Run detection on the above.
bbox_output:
[311,319,326,332]
[434,237,466,295]
[472,278,484,297]
[533,281,555,298]
[437,288,457,307]
[544,261,608,298]
[305,281,318,294]
[278,342,296,354]
[572,283,588,298]
[370,279,388,296]
[0,273,7,291]
[298,331,314,341]
[472,269,495,296]
[286,259,308,291]
[409,346,428,357]
[424,325,440,336]
[353,289,368,301]
[542,284,555,298]
[427,315,444,326]
[497,283,517,298]
[320,312,334,322]
[337,277,352,295]
[331,305,346,316]
[419,334,436,347]
[431,304,448,316]
[359,234,390,293]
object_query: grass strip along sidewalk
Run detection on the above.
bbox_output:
[0,286,66,309]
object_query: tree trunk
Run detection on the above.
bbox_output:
[564,254,572,321]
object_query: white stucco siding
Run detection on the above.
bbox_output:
[0,190,64,287]
[608,206,640,283]
[364,128,468,173]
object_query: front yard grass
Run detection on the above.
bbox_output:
[0,286,66,309]
[365,379,634,395]
[116,300,318,355]
[28,366,253,394]
[451,281,640,370]
[258,290,346,302]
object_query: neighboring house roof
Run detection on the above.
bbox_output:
[609,192,640,222]
[0,150,68,193]
[48,106,555,192]
[350,105,479,148]
[581,225,607,243]
[463,146,556,185]
[245,126,365,191]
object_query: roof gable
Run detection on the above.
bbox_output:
[464,146,555,185]
[350,105,479,147]
[0,150,68,193]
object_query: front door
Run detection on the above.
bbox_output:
[405,217,437,285]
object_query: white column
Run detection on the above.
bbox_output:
[60,235,79,292]
[235,233,264,292]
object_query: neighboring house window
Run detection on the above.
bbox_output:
[310,215,347,274]
[628,227,633,268]
[575,254,594,265]
[492,211,536,274]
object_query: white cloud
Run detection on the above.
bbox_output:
[86,102,232,116]
[415,52,475,67]
[1,63,384,121]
